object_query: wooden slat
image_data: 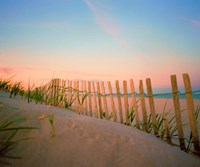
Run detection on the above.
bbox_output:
[88,81,93,117]
[139,80,148,132]
[146,78,158,136]
[97,82,103,119]
[92,81,99,118]
[123,80,130,125]
[101,81,109,120]
[50,79,54,106]
[52,79,55,106]
[66,81,71,109]
[60,79,66,107]
[76,81,79,113]
[54,79,59,106]
[183,73,200,151]
[64,80,68,108]
[68,80,72,110]
[83,81,88,115]
[171,75,186,150]
[80,81,84,115]
[73,81,78,112]
[57,79,60,106]
[52,79,56,105]
[77,80,84,114]
[115,80,123,124]
[107,81,117,122]
[46,81,51,104]
[58,79,62,107]
[72,81,75,110]
[130,79,140,129]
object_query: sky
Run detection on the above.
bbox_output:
[0,0,200,92]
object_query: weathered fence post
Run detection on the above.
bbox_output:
[57,79,60,106]
[47,81,52,104]
[101,81,109,120]
[130,79,140,129]
[97,82,103,119]
[107,81,117,122]
[139,80,148,132]
[58,79,61,106]
[64,80,68,108]
[115,80,124,124]
[63,79,67,107]
[183,73,200,152]
[60,79,66,107]
[77,80,84,114]
[146,78,158,136]
[49,79,54,105]
[88,81,93,117]
[52,79,55,105]
[68,80,72,110]
[171,75,186,150]
[53,78,59,106]
[76,81,80,113]
[73,81,76,111]
[80,81,84,115]
[123,80,130,125]
[92,81,99,118]
[51,79,56,106]
[83,81,88,115]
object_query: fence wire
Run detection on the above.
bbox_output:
[57,86,200,99]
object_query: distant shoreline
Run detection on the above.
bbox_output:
[106,93,200,99]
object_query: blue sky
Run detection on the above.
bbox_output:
[0,0,200,90]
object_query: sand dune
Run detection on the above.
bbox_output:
[0,92,200,167]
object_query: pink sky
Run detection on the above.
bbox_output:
[0,0,200,92]
[1,63,199,93]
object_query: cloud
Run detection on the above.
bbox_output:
[0,66,39,77]
[182,17,200,28]
[0,65,115,81]
[190,19,200,27]
[0,67,15,75]
[84,0,128,46]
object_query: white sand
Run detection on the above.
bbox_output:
[0,92,200,167]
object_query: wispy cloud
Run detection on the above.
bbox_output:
[182,17,200,28]
[0,66,39,76]
[190,19,200,27]
[0,67,15,75]
[0,66,115,81]
[84,0,128,46]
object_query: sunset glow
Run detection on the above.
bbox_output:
[0,0,200,90]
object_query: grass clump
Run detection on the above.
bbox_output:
[10,81,24,98]
[0,79,11,92]
[185,106,200,153]
[0,116,38,165]
[102,111,113,120]
[77,91,88,114]
[64,87,77,109]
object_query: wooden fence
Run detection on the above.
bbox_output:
[42,73,200,153]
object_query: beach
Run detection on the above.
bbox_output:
[0,92,200,167]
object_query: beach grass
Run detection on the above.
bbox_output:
[0,77,199,155]
[0,115,38,165]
